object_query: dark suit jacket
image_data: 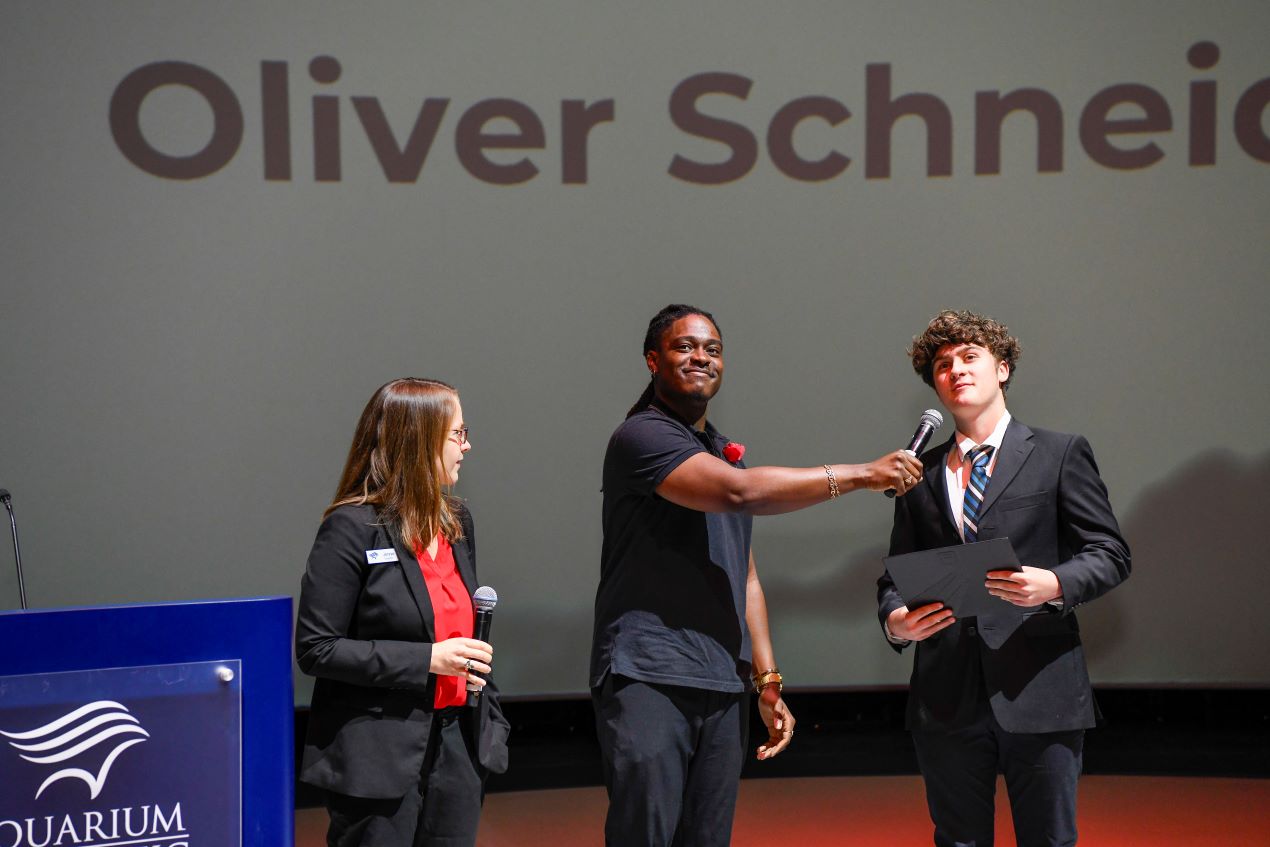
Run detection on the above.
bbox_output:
[296,502,510,799]
[878,419,1130,734]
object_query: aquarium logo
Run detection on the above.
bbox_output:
[0,701,150,800]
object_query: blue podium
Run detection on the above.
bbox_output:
[0,597,293,846]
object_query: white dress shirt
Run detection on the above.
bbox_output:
[945,410,1012,540]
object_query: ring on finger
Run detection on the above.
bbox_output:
[464,659,473,673]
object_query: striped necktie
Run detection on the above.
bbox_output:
[961,445,995,543]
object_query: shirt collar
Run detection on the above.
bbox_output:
[648,395,683,423]
[954,409,1012,462]
[649,397,725,442]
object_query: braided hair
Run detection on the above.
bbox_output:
[625,304,722,418]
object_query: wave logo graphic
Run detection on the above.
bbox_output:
[0,700,150,799]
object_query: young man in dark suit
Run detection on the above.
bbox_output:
[877,310,1131,847]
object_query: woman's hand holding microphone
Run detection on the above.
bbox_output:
[431,638,493,690]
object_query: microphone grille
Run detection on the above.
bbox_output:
[920,409,944,430]
[474,585,498,612]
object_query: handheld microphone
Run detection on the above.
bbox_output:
[0,489,28,610]
[884,409,944,498]
[466,585,497,706]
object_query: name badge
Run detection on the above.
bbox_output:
[366,548,399,564]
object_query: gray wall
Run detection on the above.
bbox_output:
[2,2,1268,701]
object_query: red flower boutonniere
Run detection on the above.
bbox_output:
[723,442,746,464]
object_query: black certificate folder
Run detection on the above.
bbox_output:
[884,538,1022,619]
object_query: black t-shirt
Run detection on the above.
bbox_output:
[590,399,753,693]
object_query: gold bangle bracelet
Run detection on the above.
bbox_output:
[753,670,783,693]
[750,666,780,683]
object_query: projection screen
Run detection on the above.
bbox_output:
[1,2,1267,702]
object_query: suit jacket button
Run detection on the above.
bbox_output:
[966,625,977,637]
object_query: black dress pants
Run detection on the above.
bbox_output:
[593,673,748,847]
[325,708,483,847]
[912,698,1083,847]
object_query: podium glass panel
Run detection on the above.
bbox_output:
[0,660,242,846]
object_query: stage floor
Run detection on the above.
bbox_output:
[295,774,1270,845]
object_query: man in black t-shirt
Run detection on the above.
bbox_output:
[592,304,925,847]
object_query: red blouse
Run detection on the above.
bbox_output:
[415,535,475,709]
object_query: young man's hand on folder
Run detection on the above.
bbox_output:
[886,602,956,642]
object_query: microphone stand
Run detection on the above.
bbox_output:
[0,491,28,610]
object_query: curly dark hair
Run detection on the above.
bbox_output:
[909,310,1021,391]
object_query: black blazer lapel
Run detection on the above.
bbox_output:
[979,418,1035,518]
[390,527,436,641]
[453,502,478,599]
[925,435,960,537]
[452,535,477,598]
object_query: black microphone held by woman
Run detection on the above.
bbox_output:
[466,585,497,705]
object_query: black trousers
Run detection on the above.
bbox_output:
[912,698,1083,847]
[325,708,484,847]
[593,673,748,847]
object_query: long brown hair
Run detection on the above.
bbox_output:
[326,378,464,549]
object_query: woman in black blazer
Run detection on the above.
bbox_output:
[296,378,510,847]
